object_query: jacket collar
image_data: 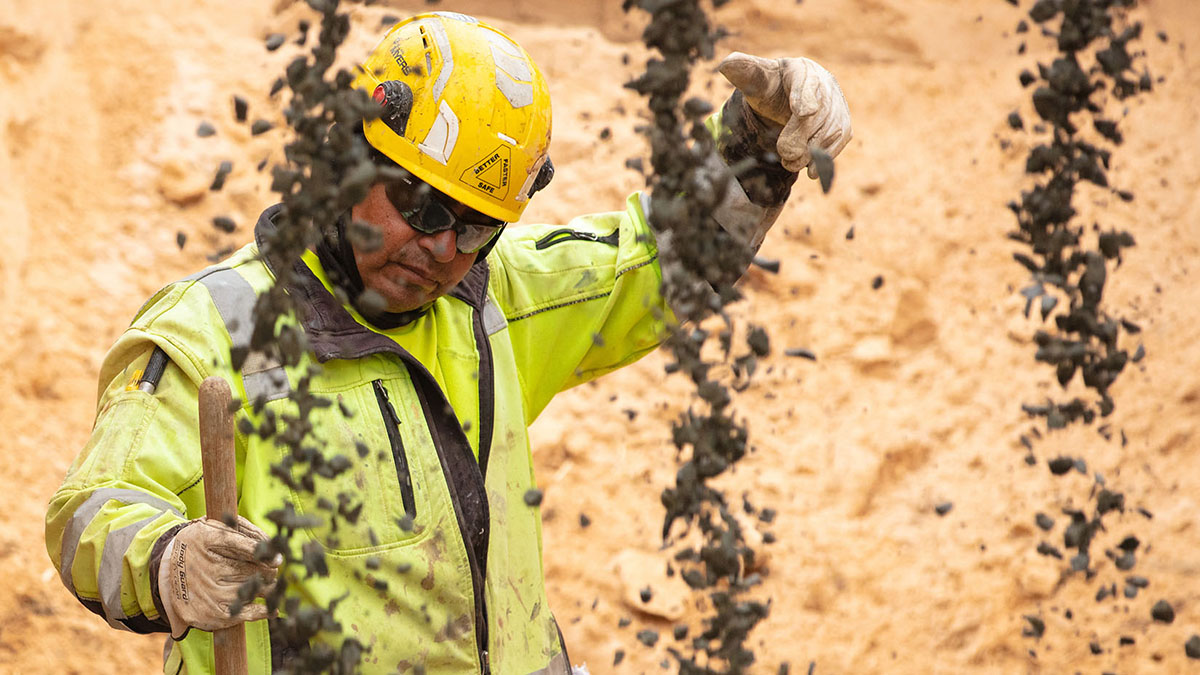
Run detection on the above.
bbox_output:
[253,204,491,362]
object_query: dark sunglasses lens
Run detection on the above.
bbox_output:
[416,200,455,233]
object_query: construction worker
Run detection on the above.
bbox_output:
[45,11,851,674]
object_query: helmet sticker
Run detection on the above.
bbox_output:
[418,100,460,165]
[433,11,479,24]
[461,145,511,199]
[485,32,534,109]
[426,19,454,102]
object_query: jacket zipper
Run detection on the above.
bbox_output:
[372,380,417,518]
[533,228,619,250]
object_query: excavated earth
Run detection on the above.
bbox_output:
[1,0,1197,672]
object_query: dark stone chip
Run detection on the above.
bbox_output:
[1070,553,1088,571]
[1185,635,1200,659]
[784,348,816,361]
[639,586,653,603]
[673,624,688,640]
[1036,542,1063,559]
[1151,600,1175,623]
[637,629,659,647]
[196,121,216,137]
[1048,456,1075,475]
[1115,551,1136,570]
[1119,636,1135,646]
[176,231,187,249]
[871,275,884,289]
[212,216,237,233]
[1117,536,1139,552]
[1035,513,1055,531]
[1123,584,1138,599]
[523,489,543,506]
[1008,111,1024,130]
[265,33,286,51]
[759,508,777,523]
[614,649,625,665]
[1022,615,1045,638]
[845,225,855,240]
[618,616,631,628]
[251,119,274,136]
[1126,576,1149,588]
[579,513,591,528]
[211,160,233,191]
[935,502,953,516]
[233,95,248,122]
[1090,641,1102,654]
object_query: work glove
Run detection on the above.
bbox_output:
[718,52,853,178]
[157,516,280,638]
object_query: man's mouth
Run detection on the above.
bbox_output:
[391,263,437,290]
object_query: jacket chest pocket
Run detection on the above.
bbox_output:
[286,378,434,554]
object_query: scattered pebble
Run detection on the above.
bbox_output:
[523,488,543,506]
[1150,600,1175,623]
[196,121,216,137]
[210,160,233,191]
[233,95,248,122]
[636,629,659,647]
[934,502,953,516]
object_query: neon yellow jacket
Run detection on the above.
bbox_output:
[45,100,795,674]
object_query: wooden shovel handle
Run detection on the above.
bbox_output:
[199,376,249,675]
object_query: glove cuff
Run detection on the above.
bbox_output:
[149,521,191,640]
[718,90,799,208]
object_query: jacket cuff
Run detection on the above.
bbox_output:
[717,90,799,208]
[149,521,190,633]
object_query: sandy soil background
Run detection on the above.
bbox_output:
[1,0,1197,673]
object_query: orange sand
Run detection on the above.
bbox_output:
[1,0,1197,672]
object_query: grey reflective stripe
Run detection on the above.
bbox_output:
[482,297,507,336]
[59,488,181,594]
[98,513,163,628]
[198,268,292,402]
[242,350,290,403]
[198,269,256,348]
[527,651,569,675]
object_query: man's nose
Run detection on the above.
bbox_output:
[419,228,458,262]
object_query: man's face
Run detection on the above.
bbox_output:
[351,182,480,313]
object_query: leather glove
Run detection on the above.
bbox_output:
[157,516,280,638]
[718,52,853,178]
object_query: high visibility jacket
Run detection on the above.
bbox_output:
[45,101,793,674]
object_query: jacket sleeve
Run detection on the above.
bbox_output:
[489,97,799,424]
[488,192,668,423]
[45,278,233,634]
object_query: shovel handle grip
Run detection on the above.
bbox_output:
[199,376,249,675]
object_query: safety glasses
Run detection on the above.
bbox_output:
[383,174,506,254]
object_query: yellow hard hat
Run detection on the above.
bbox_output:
[354,12,553,223]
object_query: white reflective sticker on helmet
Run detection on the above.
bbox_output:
[433,11,478,24]
[418,100,460,165]
[486,32,534,109]
[426,18,454,102]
